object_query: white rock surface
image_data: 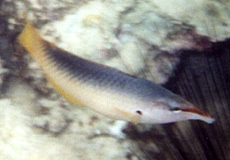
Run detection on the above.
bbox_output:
[0,80,133,160]
[11,0,229,81]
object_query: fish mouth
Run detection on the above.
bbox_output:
[181,107,215,124]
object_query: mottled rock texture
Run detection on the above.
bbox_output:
[0,0,229,160]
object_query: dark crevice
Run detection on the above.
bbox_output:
[125,39,230,160]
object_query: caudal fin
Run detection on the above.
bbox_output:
[18,20,45,58]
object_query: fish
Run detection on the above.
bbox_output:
[18,20,215,124]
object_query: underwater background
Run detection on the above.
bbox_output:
[0,0,229,159]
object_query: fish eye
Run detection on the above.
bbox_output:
[136,110,142,115]
[170,107,182,113]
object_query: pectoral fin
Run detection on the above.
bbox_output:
[114,108,141,125]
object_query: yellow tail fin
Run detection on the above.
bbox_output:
[18,20,45,58]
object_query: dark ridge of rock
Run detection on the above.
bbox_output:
[124,39,230,160]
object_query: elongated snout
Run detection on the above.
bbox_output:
[180,106,215,123]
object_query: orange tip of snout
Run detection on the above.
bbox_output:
[182,107,215,124]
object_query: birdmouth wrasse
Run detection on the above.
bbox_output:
[18,20,215,124]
